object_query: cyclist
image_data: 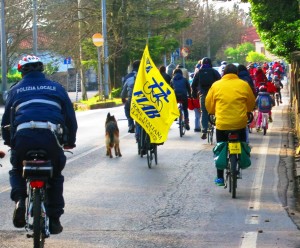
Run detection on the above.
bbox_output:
[205,64,255,186]
[170,68,192,131]
[272,75,283,103]
[1,55,78,234]
[121,60,140,133]
[255,85,274,131]
[218,61,227,77]
[176,64,189,80]
[192,57,221,139]
[254,66,268,92]
[237,64,256,144]
[272,60,284,79]
[159,65,171,85]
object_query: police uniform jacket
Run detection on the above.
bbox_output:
[1,71,77,147]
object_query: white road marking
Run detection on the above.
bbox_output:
[240,232,258,248]
[242,127,271,248]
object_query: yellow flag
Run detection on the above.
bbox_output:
[130,45,180,144]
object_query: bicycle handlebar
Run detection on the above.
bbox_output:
[208,114,216,126]
[247,112,254,125]
[208,112,254,126]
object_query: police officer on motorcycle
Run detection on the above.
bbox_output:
[1,55,78,234]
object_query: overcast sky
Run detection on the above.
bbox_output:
[205,0,251,12]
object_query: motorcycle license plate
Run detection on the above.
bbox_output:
[228,142,241,154]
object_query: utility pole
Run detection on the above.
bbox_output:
[78,0,87,100]
[1,0,7,102]
[102,0,109,99]
[32,0,38,54]
[206,0,211,58]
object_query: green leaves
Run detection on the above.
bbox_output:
[249,0,300,61]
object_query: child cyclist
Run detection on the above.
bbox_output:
[255,86,274,131]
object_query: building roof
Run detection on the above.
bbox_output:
[19,32,51,50]
[241,26,260,44]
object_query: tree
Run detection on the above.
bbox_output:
[224,42,254,64]
[183,1,248,65]
[246,0,300,61]
[246,51,271,63]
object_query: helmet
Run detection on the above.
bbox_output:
[201,57,212,66]
[17,55,43,73]
[259,86,267,92]
[132,60,140,71]
[221,61,227,65]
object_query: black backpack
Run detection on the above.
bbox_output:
[198,68,219,90]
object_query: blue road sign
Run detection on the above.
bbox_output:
[64,57,71,64]
[186,39,192,46]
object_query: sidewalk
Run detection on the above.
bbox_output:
[278,77,300,229]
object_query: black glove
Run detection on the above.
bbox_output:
[122,98,126,104]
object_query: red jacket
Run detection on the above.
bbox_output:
[255,69,268,87]
[262,63,269,74]
[266,81,277,94]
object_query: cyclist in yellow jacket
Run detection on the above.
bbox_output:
[205,64,255,186]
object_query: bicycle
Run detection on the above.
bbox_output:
[224,131,241,198]
[224,112,253,199]
[248,109,257,133]
[137,126,157,169]
[261,112,269,135]
[177,101,186,137]
[22,149,53,248]
[207,114,215,145]
[256,111,269,135]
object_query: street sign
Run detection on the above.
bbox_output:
[92,33,104,47]
[186,39,192,46]
[181,47,190,57]
[64,57,71,64]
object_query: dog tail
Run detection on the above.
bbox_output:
[109,130,114,147]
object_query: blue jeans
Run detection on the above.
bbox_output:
[200,94,208,133]
[135,122,141,142]
[176,96,189,121]
[194,108,201,129]
[245,126,249,144]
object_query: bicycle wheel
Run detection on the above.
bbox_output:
[263,126,267,135]
[229,155,238,198]
[137,133,142,155]
[145,136,153,168]
[140,129,145,157]
[207,128,210,144]
[181,108,186,136]
[153,145,158,165]
[262,115,267,135]
[210,127,214,145]
[33,189,45,248]
[179,108,184,137]
[248,124,252,133]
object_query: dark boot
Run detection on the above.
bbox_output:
[49,217,63,234]
[13,199,26,228]
[185,118,190,131]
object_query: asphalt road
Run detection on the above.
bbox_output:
[0,82,300,247]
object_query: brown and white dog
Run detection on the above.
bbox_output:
[105,112,122,158]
